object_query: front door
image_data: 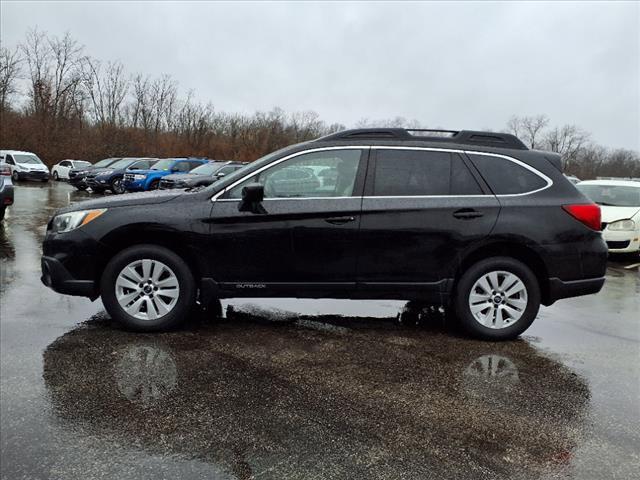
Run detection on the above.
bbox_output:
[357,147,500,298]
[208,147,368,296]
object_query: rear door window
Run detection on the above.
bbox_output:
[467,154,547,195]
[373,149,451,196]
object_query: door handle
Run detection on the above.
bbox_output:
[325,216,356,225]
[453,209,484,219]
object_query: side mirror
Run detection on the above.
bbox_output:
[215,172,226,179]
[239,183,266,214]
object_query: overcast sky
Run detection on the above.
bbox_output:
[1,1,639,149]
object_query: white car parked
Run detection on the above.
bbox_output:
[0,150,50,182]
[51,159,92,180]
[576,179,640,254]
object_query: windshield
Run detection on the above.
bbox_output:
[189,162,225,175]
[577,184,640,207]
[14,154,43,165]
[93,158,120,168]
[151,159,175,171]
[73,161,91,168]
[109,158,139,169]
[202,145,301,194]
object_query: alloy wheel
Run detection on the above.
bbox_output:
[468,270,528,329]
[115,259,180,320]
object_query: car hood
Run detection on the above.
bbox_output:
[57,189,183,214]
[600,205,640,223]
[87,167,113,176]
[19,163,48,171]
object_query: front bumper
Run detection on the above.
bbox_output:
[86,176,111,190]
[41,229,109,298]
[41,255,97,297]
[123,179,147,191]
[602,230,640,253]
[68,175,88,188]
[16,171,49,181]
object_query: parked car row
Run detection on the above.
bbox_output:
[64,157,247,194]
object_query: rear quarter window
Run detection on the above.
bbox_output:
[467,154,547,195]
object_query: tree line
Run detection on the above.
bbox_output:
[1,29,638,179]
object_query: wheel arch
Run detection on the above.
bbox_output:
[99,226,204,287]
[455,241,551,305]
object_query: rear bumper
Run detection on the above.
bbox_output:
[41,255,97,297]
[547,276,605,304]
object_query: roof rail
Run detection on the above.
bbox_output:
[316,128,528,150]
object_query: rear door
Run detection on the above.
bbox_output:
[208,147,367,295]
[357,147,499,296]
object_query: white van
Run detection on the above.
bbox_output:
[0,150,50,182]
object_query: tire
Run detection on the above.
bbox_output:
[101,245,196,332]
[11,171,19,182]
[453,257,540,341]
[53,171,59,181]
[110,177,125,194]
[148,179,160,190]
[0,206,5,221]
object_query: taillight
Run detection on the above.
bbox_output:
[0,165,10,176]
[562,204,601,231]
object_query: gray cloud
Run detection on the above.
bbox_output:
[1,1,638,149]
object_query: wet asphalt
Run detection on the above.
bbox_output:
[0,182,638,480]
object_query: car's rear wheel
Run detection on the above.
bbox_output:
[111,177,125,194]
[101,245,196,331]
[453,257,540,341]
[149,179,160,190]
[0,206,5,221]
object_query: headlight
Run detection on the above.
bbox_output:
[133,174,146,180]
[607,219,636,231]
[50,209,107,233]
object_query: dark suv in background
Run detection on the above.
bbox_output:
[159,160,247,190]
[68,157,122,191]
[41,129,607,340]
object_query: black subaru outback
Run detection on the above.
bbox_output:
[41,129,607,340]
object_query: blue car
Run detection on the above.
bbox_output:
[122,158,210,191]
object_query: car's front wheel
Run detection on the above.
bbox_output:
[11,171,19,182]
[110,177,125,194]
[53,171,59,181]
[101,245,196,331]
[453,257,540,341]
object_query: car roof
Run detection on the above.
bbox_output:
[0,150,38,155]
[577,179,640,187]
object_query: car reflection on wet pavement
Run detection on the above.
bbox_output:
[1,182,639,480]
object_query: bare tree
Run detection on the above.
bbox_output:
[545,125,590,171]
[21,29,84,122]
[0,43,22,112]
[506,115,549,149]
[82,58,128,127]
